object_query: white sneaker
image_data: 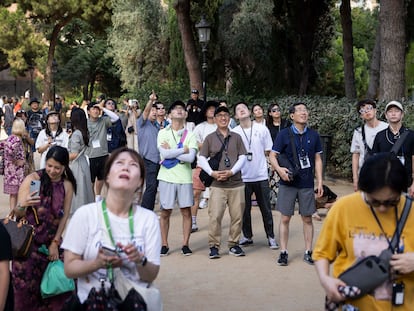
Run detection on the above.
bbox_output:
[199,198,208,209]
[239,236,253,246]
[268,237,279,250]
[191,222,198,232]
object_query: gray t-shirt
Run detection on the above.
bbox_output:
[86,116,112,158]
[137,116,160,163]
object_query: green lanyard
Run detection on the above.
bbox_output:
[101,199,135,248]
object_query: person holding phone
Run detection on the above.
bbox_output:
[12,145,77,310]
[62,147,161,304]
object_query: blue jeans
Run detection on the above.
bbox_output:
[243,179,275,239]
[141,158,160,211]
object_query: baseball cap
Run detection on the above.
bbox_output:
[29,97,40,105]
[191,89,199,94]
[214,106,230,116]
[168,100,186,113]
[385,100,403,112]
[87,102,101,110]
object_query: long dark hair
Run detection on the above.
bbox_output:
[70,108,89,146]
[40,146,77,196]
[45,112,63,138]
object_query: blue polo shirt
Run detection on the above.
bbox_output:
[272,125,322,188]
[137,116,160,164]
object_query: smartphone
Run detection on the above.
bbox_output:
[101,246,120,257]
[66,122,72,131]
[30,180,41,195]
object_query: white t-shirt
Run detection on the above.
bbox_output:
[232,123,273,182]
[61,202,161,303]
[193,122,217,144]
[35,129,69,168]
[350,121,388,169]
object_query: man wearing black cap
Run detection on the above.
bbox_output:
[27,98,46,152]
[190,101,219,232]
[372,100,414,197]
[157,100,198,256]
[186,89,204,125]
[198,106,247,259]
[86,101,120,201]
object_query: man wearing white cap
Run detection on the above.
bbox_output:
[372,100,414,197]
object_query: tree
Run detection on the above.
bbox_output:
[340,0,357,99]
[10,0,111,101]
[379,0,406,101]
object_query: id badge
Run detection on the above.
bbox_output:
[397,156,405,166]
[92,139,101,148]
[300,155,311,169]
[392,282,404,306]
[107,132,112,141]
[246,152,253,161]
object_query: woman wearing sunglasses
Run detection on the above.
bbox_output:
[314,152,414,311]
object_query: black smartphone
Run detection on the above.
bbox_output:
[101,246,120,257]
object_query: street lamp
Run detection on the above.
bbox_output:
[51,59,58,107]
[28,63,35,97]
[196,15,211,104]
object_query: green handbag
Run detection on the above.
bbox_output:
[39,245,75,298]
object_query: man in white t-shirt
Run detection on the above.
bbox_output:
[350,99,388,191]
[232,102,279,250]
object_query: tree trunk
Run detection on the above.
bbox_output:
[173,0,202,95]
[340,0,357,99]
[366,24,381,99]
[379,0,406,101]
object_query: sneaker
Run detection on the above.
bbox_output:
[160,245,169,256]
[303,250,314,265]
[268,237,280,250]
[181,245,193,256]
[209,247,220,259]
[277,251,288,266]
[199,198,208,209]
[191,222,198,233]
[229,245,246,257]
[239,236,253,246]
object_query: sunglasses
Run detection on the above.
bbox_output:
[364,196,400,208]
[359,105,374,114]
[271,108,281,112]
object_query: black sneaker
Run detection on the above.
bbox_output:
[181,245,193,256]
[229,245,246,257]
[209,247,220,259]
[160,245,169,256]
[303,250,314,265]
[277,251,288,266]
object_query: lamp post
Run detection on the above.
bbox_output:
[196,16,211,104]
[28,63,35,97]
[51,59,58,107]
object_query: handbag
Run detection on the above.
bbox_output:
[83,279,122,311]
[277,128,300,182]
[1,211,35,259]
[338,196,412,298]
[199,136,228,187]
[40,259,75,298]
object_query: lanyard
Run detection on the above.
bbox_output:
[101,199,134,247]
[367,199,400,252]
[241,121,253,151]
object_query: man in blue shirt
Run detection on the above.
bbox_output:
[269,102,323,266]
[137,92,160,210]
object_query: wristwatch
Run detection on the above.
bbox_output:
[138,256,148,267]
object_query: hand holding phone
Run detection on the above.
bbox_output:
[30,180,41,196]
[101,246,121,257]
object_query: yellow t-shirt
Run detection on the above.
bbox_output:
[313,191,414,310]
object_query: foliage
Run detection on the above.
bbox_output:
[108,0,167,93]
[0,8,45,75]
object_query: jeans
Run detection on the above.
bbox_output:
[141,158,160,211]
[242,179,275,239]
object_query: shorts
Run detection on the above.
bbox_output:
[192,167,206,191]
[89,155,108,182]
[276,185,316,216]
[158,181,193,209]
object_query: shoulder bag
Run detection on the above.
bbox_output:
[338,196,412,298]
[277,128,300,182]
[199,136,228,187]
[1,210,35,259]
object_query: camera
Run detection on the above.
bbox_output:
[287,171,294,182]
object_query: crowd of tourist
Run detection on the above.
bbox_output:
[1,92,414,311]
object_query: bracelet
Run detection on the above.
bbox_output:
[51,239,60,245]
[137,256,147,267]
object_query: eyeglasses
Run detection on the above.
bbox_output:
[106,102,115,106]
[215,113,230,118]
[359,105,374,114]
[271,108,281,112]
[156,107,165,110]
[364,196,400,208]
[294,108,308,113]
